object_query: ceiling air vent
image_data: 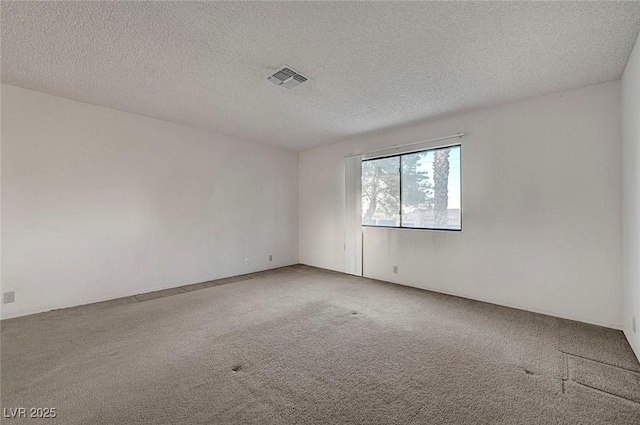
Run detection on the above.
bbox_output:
[267,66,309,89]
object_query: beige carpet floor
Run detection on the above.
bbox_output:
[1,265,639,424]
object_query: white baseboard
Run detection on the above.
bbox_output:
[358,272,622,330]
[1,262,298,320]
[297,262,623,330]
[623,329,640,362]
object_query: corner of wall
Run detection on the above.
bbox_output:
[621,31,640,362]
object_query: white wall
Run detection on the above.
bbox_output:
[1,84,298,319]
[622,33,640,359]
[300,81,622,329]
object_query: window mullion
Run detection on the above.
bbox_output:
[399,155,403,228]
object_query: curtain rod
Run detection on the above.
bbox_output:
[344,132,466,158]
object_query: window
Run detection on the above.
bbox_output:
[362,145,461,230]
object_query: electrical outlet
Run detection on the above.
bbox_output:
[393,266,398,274]
[269,255,273,262]
[3,291,15,304]
[633,316,636,333]
[244,258,250,265]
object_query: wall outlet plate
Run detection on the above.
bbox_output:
[3,291,15,304]
[633,316,636,333]
[393,266,398,274]
[269,255,273,262]
[244,258,250,265]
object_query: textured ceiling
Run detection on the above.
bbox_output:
[2,1,640,151]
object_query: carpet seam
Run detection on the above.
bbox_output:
[561,351,640,374]
[570,381,640,405]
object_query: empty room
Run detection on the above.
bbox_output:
[2,1,640,424]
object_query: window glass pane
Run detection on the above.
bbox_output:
[400,151,433,227]
[362,156,400,226]
[401,146,461,229]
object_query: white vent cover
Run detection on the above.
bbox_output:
[267,65,309,89]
